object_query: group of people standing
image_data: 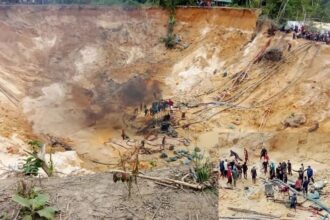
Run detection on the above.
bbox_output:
[219,147,316,195]
[281,24,330,45]
[219,148,254,187]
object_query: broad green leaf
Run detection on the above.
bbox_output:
[30,193,49,210]
[22,215,33,220]
[37,207,58,220]
[12,194,30,208]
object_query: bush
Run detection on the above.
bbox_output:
[12,182,58,220]
[28,140,43,154]
[22,156,43,176]
[192,149,211,183]
[195,165,210,183]
[163,34,177,48]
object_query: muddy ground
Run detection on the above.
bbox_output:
[0,167,218,220]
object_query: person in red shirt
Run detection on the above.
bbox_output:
[294,178,302,191]
[262,153,269,174]
[264,154,269,162]
[168,99,174,111]
[227,166,233,186]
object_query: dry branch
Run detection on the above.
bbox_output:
[108,170,204,190]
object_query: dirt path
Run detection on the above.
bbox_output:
[0,168,218,220]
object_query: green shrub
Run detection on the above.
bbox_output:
[195,165,210,182]
[192,149,211,183]
[28,140,43,154]
[12,185,58,220]
[163,34,177,48]
[22,156,43,176]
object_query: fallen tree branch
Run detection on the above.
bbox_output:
[108,170,204,190]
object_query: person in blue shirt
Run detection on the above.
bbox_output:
[219,160,225,178]
[306,166,314,183]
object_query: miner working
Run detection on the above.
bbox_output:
[290,193,297,211]
[161,136,166,150]
[302,176,309,195]
[306,165,314,183]
[181,112,186,120]
[269,161,275,179]
[260,147,267,160]
[227,166,233,186]
[224,159,228,176]
[244,147,248,162]
[219,159,225,178]
[168,99,174,112]
[262,156,269,175]
[144,108,149,116]
[293,166,304,180]
[236,162,242,179]
[242,161,248,179]
[230,150,243,162]
[288,42,292,52]
[121,129,129,140]
[287,160,292,175]
[251,166,257,184]
[232,166,238,187]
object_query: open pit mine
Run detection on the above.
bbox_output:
[0,4,330,220]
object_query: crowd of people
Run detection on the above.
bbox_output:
[280,24,330,44]
[219,147,316,202]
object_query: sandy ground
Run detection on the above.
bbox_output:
[218,132,330,219]
[0,5,330,220]
[0,168,218,220]
[0,5,258,172]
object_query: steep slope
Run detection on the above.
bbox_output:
[0,6,259,173]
